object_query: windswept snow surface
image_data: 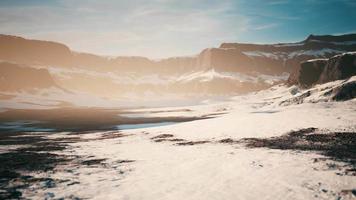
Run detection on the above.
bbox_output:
[9,78,356,199]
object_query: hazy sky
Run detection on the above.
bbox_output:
[1,0,356,58]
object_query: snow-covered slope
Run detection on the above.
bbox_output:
[5,76,355,200]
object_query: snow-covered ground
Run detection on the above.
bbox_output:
[242,48,346,60]
[9,77,354,200]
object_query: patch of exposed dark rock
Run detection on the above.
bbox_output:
[116,160,135,164]
[100,132,130,140]
[341,189,356,196]
[51,136,84,143]
[154,138,186,143]
[332,81,356,101]
[218,138,239,144]
[167,138,185,142]
[279,91,311,106]
[281,77,355,105]
[0,132,47,146]
[67,181,80,186]
[151,134,187,143]
[0,176,65,199]
[240,128,356,175]
[318,53,356,84]
[175,141,210,146]
[151,134,174,140]
[81,159,107,166]
[152,136,239,145]
[0,151,72,199]
[288,59,327,87]
[0,131,75,199]
[0,131,132,199]
[19,143,67,152]
[288,52,356,87]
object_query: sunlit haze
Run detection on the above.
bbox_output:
[1,0,356,58]
[0,1,356,199]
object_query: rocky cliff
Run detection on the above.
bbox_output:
[318,52,356,83]
[217,34,356,74]
[0,62,58,92]
[1,33,356,75]
[1,33,356,96]
[288,52,356,87]
[0,35,72,66]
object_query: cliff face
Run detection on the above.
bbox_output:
[0,62,58,92]
[1,34,356,75]
[287,52,356,87]
[287,59,328,87]
[1,33,356,96]
[318,52,356,83]
[0,35,73,66]
[217,34,356,74]
[196,48,254,73]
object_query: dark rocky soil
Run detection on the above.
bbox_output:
[175,141,210,146]
[0,131,133,199]
[240,128,356,175]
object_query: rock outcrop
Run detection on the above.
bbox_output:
[0,62,58,92]
[331,81,356,101]
[318,52,356,84]
[287,59,328,87]
[288,52,356,87]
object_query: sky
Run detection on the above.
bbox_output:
[0,0,356,59]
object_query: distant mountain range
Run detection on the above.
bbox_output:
[0,33,355,103]
[1,33,356,74]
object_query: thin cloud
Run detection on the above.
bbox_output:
[0,0,355,58]
[251,23,279,31]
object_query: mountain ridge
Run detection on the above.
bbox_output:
[1,33,355,98]
[1,33,356,74]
